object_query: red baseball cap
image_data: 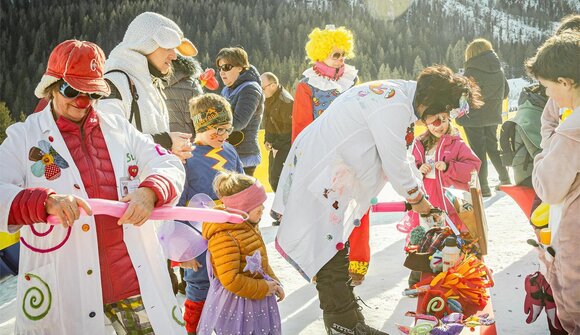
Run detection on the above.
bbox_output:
[34,40,110,98]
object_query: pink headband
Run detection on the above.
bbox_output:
[221,180,267,214]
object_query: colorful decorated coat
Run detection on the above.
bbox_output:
[291,63,358,141]
[273,80,423,281]
[0,106,186,335]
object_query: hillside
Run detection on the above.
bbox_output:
[0,0,575,117]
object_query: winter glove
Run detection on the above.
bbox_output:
[524,272,544,324]
[540,275,564,331]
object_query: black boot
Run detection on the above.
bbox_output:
[323,307,389,335]
[353,304,389,335]
[323,308,358,335]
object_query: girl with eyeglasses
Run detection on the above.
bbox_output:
[292,25,358,141]
[215,47,265,177]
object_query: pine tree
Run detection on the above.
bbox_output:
[0,102,16,144]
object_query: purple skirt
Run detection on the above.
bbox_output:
[197,270,281,334]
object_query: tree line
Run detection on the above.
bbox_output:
[0,0,574,119]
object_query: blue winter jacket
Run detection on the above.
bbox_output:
[221,66,264,166]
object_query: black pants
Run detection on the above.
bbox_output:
[268,145,290,192]
[316,245,356,314]
[463,125,510,191]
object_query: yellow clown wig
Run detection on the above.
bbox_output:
[305,25,355,63]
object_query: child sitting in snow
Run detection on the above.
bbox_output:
[196,171,284,335]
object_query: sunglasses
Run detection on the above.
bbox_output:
[214,126,234,136]
[331,52,346,60]
[59,82,103,100]
[218,64,235,72]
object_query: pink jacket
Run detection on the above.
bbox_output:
[412,132,481,196]
[533,106,580,333]
[404,132,480,232]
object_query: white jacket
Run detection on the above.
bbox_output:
[272,80,422,280]
[0,106,186,334]
[99,46,170,135]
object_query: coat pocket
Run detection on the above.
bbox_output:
[15,262,61,333]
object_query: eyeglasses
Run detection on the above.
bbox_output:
[59,82,103,100]
[214,126,234,136]
[425,115,449,127]
[261,83,274,90]
[218,64,235,72]
[331,51,346,60]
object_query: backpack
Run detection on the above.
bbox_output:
[499,120,518,167]
[499,83,547,173]
[103,70,142,131]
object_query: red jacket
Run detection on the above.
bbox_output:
[9,107,176,304]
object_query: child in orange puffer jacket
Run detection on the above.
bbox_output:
[196,171,284,335]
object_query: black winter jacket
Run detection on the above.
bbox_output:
[264,86,293,150]
[457,50,509,127]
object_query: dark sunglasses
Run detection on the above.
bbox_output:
[331,52,346,60]
[59,82,103,100]
[218,64,235,72]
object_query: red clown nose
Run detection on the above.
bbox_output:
[74,95,91,109]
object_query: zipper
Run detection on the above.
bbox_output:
[436,137,450,215]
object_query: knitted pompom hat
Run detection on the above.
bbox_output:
[122,12,197,57]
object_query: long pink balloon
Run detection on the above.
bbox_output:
[371,201,407,213]
[46,198,245,225]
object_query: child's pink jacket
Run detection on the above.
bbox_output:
[404,132,481,232]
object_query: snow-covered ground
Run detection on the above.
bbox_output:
[0,164,551,334]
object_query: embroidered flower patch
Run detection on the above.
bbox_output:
[29,140,69,181]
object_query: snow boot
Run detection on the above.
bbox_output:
[323,308,388,335]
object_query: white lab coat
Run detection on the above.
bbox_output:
[272,80,422,280]
[0,105,186,334]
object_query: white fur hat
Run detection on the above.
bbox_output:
[122,12,197,57]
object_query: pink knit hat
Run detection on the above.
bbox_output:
[221,180,267,214]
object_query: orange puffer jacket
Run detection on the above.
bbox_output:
[203,220,279,300]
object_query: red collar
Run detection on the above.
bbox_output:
[55,106,100,135]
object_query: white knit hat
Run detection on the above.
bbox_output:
[122,12,197,57]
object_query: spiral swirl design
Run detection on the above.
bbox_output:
[172,306,185,326]
[426,296,445,313]
[22,273,52,321]
[410,323,433,335]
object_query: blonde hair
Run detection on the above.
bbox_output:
[305,26,355,63]
[213,171,257,198]
[465,38,494,62]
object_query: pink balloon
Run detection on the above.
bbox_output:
[46,198,246,225]
[371,201,407,213]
